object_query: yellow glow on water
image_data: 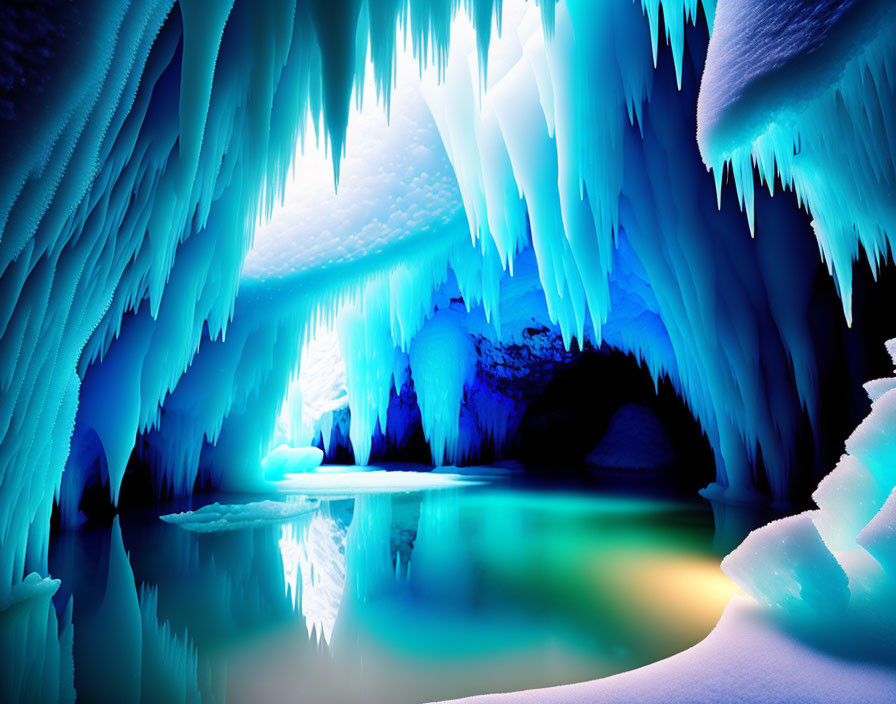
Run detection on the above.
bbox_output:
[587,552,742,646]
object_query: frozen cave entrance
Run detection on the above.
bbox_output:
[3,0,896,702]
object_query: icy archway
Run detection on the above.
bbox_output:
[0,0,894,676]
[70,0,843,520]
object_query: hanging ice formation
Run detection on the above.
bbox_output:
[0,0,894,643]
[698,0,896,322]
[699,0,896,655]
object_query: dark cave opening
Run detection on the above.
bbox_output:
[513,348,717,493]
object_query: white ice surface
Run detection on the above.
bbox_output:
[160,499,320,532]
[274,469,482,495]
[241,46,462,282]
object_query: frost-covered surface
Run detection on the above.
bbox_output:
[274,469,482,495]
[241,49,462,280]
[435,597,896,704]
[160,498,320,533]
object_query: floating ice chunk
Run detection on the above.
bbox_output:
[261,445,325,480]
[0,573,60,612]
[812,455,888,551]
[160,499,320,533]
[274,470,482,495]
[722,512,850,614]
[858,487,896,575]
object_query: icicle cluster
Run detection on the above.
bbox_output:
[0,0,516,599]
[698,0,896,322]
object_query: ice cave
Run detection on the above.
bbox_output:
[1,0,895,702]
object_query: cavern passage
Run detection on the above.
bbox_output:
[2,0,896,701]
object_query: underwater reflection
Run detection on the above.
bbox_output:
[46,486,746,704]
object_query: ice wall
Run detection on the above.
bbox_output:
[168,0,831,513]
[0,0,513,598]
[2,0,893,620]
[722,339,896,648]
[699,0,896,650]
[64,0,852,518]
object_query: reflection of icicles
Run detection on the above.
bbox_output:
[0,575,74,704]
[139,585,201,704]
[411,489,471,604]
[76,516,142,704]
[279,505,347,647]
[330,494,395,658]
[344,494,394,603]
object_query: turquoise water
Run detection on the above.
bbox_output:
[50,484,740,704]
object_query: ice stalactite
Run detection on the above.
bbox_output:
[0,0,512,600]
[693,0,896,644]
[698,0,896,322]
[136,0,835,504]
[414,0,826,504]
[3,0,891,620]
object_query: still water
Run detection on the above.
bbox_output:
[49,483,742,704]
